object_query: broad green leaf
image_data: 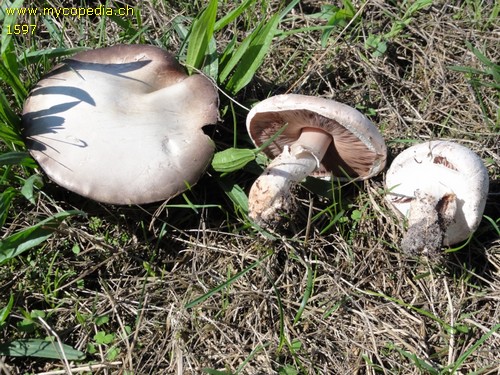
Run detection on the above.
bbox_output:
[212,148,256,173]
[94,331,115,345]
[94,315,109,326]
[219,0,298,92]
[0,210,85,264]
[211,123,287,173]
[0,339,85,360]
[320,0,355,47]
[185,0,218,73]
[221,179,248,213]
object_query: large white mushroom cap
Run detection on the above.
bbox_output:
[385,140,489,248]
[23,45,219,205]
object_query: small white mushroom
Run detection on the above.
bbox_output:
[246,94,387,226]
[385,141,489,255]
[22,45,219,204]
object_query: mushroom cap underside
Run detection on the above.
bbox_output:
[22,44,219,205]
[246,94,387,179]
[385,141,489,245]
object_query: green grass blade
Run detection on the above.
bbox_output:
[278,0,301,20]
[218,30,255,85]
[0,123,23,148]
[0,339,85,360]
[107,9,149,44]
[0,188,16,228]
[41,18,64,46]
[202,369,231,375]
[20,174,43,205]
[388,343,439,374]
[0,294,14,329]
[218,34,237,72]
[0,61,27,101]
[219,1,298,92]
[205,32,219,78]
[0,151,35,167]
[185,253,272,309]
[483,215,499,237]
[214,0,256,31]
[0,210,85,264]
[0,0,24,56]
[446,324,500,373]
[293,261,314,324]
[225,13,280,94]
[172,15,191,58]
[448,65,492,76]
[362,290,455,333]
[235,342,271,374]
[185,0,218,73]
[404,0,433,19]
[18,47,87,67]
[0,90,21,133]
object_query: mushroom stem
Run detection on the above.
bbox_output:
[401,190,457,255]
[248,128,332,225]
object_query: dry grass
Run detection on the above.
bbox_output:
[1,0,499,374]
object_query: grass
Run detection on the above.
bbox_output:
[0,0,499,374]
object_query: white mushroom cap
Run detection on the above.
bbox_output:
[247,94,387,179]
[22,45,219,205]
[385,141,489,248]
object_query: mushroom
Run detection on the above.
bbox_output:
[246,94,387,226]
[22,44,219,205]
[385,141,489,255]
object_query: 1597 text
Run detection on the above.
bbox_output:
[6,24,37,35]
